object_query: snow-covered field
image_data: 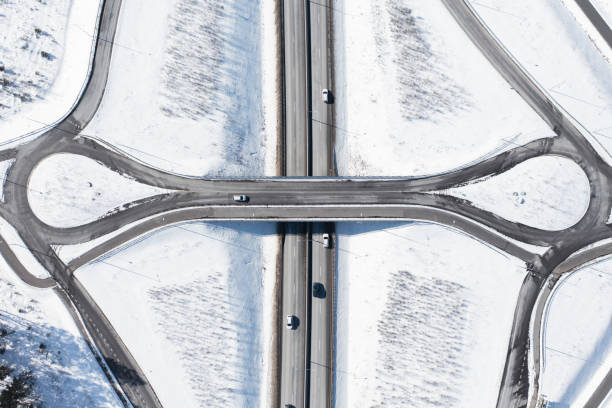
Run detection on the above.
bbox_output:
[539,256,612,406]
[0,0,71,119]
[470,0,612,164]
[447,156,590,230]
[332,0,549,176]
[562,0,612,65]
[334,222,526,407]
[0,255,120,407]
[80,0,278,177]
[76,222,278,408]
[28,153,169,227]
[0,0,101,146]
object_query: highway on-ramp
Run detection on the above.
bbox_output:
[1,0,163,407]
[443,1,612,406]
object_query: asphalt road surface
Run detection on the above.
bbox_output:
[309,223,334,408]
[0,0,610,407]
[280,1,310,407]
[281,223,309,408]
[310,0,333,177]
[283,0,309,177]
[65,203,539,272]
[309,0,335,406]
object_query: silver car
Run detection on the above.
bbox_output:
[322,89,330,103]
[322,233,330,248]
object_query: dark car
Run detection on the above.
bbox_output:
[312,282,326,299]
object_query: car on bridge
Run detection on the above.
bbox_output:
[233,194,249,203]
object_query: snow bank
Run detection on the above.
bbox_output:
[540,257,612,406]
[80,0,278,177]
[76,222,278,408]
[334,222,526,407]
[0,257,120,407]
[0,0,101,146]
[447,156,590,230]
[470,0,612,164]
[332,0,549,176]
[28,153,169,228]
[593,0,612,25]
[562,0,612,64]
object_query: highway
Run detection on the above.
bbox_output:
[309,0,335,406]
[309,223,334,408]
[283,0,309,176]
[280,0,310,407]
[281,223,309,408]
[0,0,609,407]
[310,0,334,177]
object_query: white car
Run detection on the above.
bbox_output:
[321,88,330,103]
[233,194,249,203]
[322,233,330,248]
[286,315,297,330]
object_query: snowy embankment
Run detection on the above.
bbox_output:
[469,0,612,164]
[446,156,590,230]
[80,0,279,177]
[0,0,101,146]
[562,0,612,64]
[76,222,278,408]
[332,0,549,176]
[539,257,612,407]
[0,258,120,407]
[334,222,526,407]
[593,0,612,26]
[28,153,169,228]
